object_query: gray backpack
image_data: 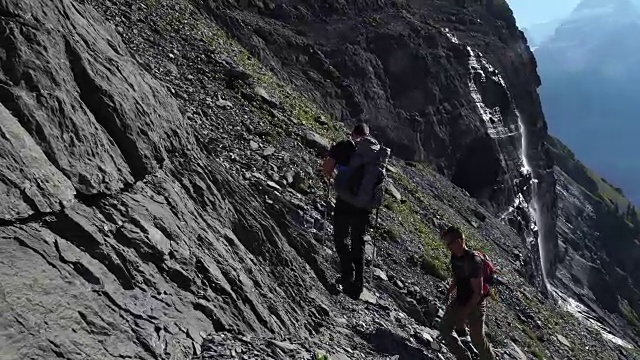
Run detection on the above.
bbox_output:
[334,136,391,210]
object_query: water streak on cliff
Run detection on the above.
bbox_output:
[443,28,549,294]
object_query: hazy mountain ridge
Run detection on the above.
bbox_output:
[533,0,640,206]
[522,19,562,47]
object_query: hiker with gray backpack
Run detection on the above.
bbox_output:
[321,122,390,299]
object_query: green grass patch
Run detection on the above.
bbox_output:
[386,167,497,280]
[314,351,330,360]
[384,198,449,277]
[420,254,448,280]
[531,348,544,360]
[522,326,538,341]
[385,172,450,278]
[622,302,640,337]
[143,0,203,34]
[391,166,490,253]
[159,6,191,32]
[142,0,344,144]
[547,135,638,223]
[201,27,345,143]
[373,225,401,243]
[143,0,161,9]
[585,167,629,210]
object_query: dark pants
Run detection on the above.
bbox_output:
[332,197,371,296]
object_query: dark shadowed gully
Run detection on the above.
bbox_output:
[0,0,638,359]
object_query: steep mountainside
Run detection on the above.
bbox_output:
[548,135,640,344]
[534,0,640,205]
[202,0,560,285]
[0,0,637,359]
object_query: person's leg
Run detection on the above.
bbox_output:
[455,325,469,338]
[332,198,353,285]
[439,301,473,360]
[348,208,370,298]
[468,301,496,360]
[456,325,478,356]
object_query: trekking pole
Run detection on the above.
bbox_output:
[322,178,331,248]
[369,207,380,284]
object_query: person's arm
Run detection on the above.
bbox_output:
[321,156,337,179]
[321,142,340,179]
[445,278,457,302]
[446,279,457,296]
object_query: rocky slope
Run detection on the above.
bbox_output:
[0,0,636,359]
[548,135,640,347]
[202,0,560,288]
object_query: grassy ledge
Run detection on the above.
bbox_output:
[385,170,450,279]
[622,302,640,339]
[142,0,346,144]
[200,27,346,143]
[386,164,497,280]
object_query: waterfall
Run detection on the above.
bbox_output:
[516,111,551,294]
[443,28,550,293]
[443,27,634,349]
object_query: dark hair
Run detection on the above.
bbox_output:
[351,122,369,137]
[441,225,464,241]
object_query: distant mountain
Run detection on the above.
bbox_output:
[522,19,562,48]
[535,0,640,204]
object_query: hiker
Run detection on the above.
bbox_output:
[321,122,389,299]
[439,225,496,360]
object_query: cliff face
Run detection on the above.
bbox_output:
[548,135,640,344]
[204,0,559,285]
[0,0,633,359]
[0,1,325,357]
[206,0,534,196]
[517,0,640,342]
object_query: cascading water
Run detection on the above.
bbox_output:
[510,54,634,352]
[517,89,636,351]
[443,28,550,293]
[515,110,551,294]
[443,27,634,348]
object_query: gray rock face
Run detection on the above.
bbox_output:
[0,104,76,219]
[549,136,640,345]
[0,0,185,196]
[0,1,325,358]
[204,0,559,294]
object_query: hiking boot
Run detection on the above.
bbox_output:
[345,280,364,300]
[461,337,479,358]
[335,274,353,293]
[350,266,364,299]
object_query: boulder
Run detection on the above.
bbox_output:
[303,130,330,155]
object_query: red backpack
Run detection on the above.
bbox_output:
[466,250,496,297]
